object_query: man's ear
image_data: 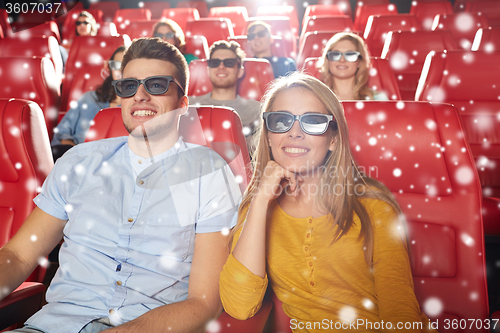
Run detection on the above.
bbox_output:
[177,95,189,115]
[237,66,244,79]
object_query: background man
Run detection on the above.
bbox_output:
[0,38,240,333]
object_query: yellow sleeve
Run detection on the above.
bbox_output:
[369,199,436,332]
[219,225,269,320]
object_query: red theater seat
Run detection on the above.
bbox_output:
[472,26,500,51]
[381,30,457,100]
[185,35,209,60]
[301,56,401,100]
[354,3,398,33]
[6,21,61,43]
[409,1,453,30]
[297,31,340,69]
[89,1,120,23]
[177,0,208,18]
[227,1,258,17]
[161,8,200,32]
[416,50,500,235]
[122,20,156,40]
[466,0,500,27]
[0,57,60,139]
[228,35,288,58]
[247,17,296,59]
[0,98,53,329]
[317,0,353,18]
[432,12,490,50]
[303,4,350,21]
[188,58,274,101]
[0,9,9,34]
[209,6,249,36]
[364,14,421,57]
[113,9,152,35]
[141,1,170,20]
[0,35,63,89]
[62,35,131,112]
[256,6,299,37]
[300,15,355,46]
[185,18,234,49]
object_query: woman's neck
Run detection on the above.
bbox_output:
[332,77,356,100]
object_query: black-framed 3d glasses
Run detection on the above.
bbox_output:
[207,58,240,68]
[326,50,361,62]
[247,29,269,41]
[154,32,176,40]
[111,76,184,98]
[263,111,335,135]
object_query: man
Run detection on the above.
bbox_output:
[246,21,297,79]
[188,40,261,150]
[0,38,240,333]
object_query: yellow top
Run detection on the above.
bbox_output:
[220,198,437,333]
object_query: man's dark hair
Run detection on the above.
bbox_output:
[209,40,246,68]
[121,37,189,97]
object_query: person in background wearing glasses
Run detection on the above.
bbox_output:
[189,40,261,151]
[246,21,297,79]
[152,18,197,64]
[0,37,240,333]
[220,72,436,332]
[51,46,127,161]
[62,11,98,53]
[317,32,389,101]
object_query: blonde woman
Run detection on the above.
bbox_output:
[152,18,197,64]
[219,72,435,332]
[317,32,388,101]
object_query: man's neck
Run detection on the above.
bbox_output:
[128,133,179,159]
[254,50,273,58]
[211,86,238,101]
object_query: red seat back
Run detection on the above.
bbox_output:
[185,18,234,48]
[303,4,351,22]
[0,98,54,282]
[409,1,453,30]
[228,35,287,58]
[317,0,353,18]
[85,106,251,193]
[354,3,398,33]
[142,1,171,20]
[161,8,200,32]
[472,26,500,51]
[122,20,156,40]
[246,17,296,58]
[227,0,259,17]
[209,6,249,36]
[381,30,457,100]
[0,35,63,89]
[466,0,500,27]
[184,35,209,60]
[432,12,489,50]
[177,1,208,18]
[0,9,9,35]
[113,9,152,34]
[6,21,61,43]
[256,6,299,37]
[0,57,60,139]
[364,14,421,57]
[89,1,120,23]
[62,35,131,111]
[188,58,274,101]
[301,57,401,100]
[300,15,355,46]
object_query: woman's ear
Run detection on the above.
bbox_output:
[329,135,337,152]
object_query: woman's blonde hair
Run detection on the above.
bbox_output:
[152,18,186,53]
[317,32,374,100]
[77,11,98,36]
[233,72,405,264]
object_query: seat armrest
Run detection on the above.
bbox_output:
[0,282,46,330]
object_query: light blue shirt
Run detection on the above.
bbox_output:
[51,91,110,145]
[29,136,241,332]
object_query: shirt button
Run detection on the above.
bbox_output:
[109,309,115,315]
[309,219,312,224]
[304,246,308,251]
[116,281,122,286]
[310,282,314,287]
[138,160,143,164]
[309,262,313,267]
[128,218,134,223]
[306,233,310,238]
[139,180,144,185]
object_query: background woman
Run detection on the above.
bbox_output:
[152,18,197,64]
[51,46,126,160]
[220,72,434,332]
[317,32,388,101]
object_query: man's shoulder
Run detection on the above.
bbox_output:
[188,93,212,105]
[58,137,128,164]
[234,95,260,107]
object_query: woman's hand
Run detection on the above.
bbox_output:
[255,161,303,203]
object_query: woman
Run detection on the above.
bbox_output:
[152,18,197,64]
[51,46,126,160]
[317,32,388,101]
[75,11,98,37]
[219,72,435,332]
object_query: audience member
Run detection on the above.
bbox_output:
[63,11,98,52]
[189,40,261,151]
[220,72,435,331]
[246,21,296,79]
[51,45,126,161]
[317,32,389,101]
[153,18,198,64]
[0,37,240,333]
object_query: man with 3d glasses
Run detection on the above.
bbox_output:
[0,38,240,333]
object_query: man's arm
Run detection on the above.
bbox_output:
[0,207,66,300]
[103,230,230,333]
